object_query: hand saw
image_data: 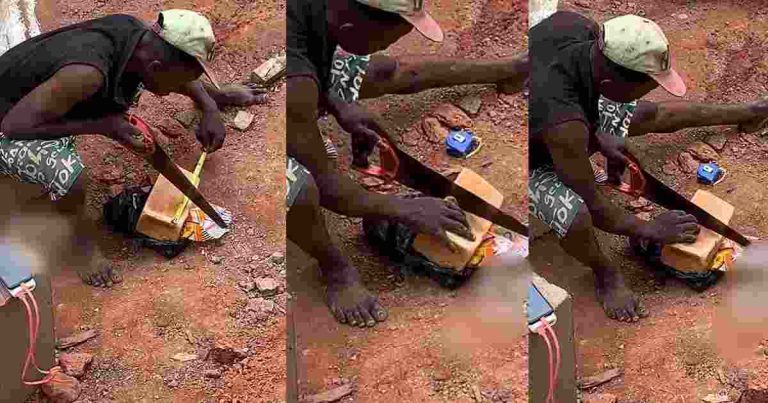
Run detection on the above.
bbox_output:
[353,130,528,237]
[126,114,228,229]
[609,153,749,246]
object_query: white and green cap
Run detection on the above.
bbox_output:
[356,0,443,42]
[600,14,686,97]
[152,9,220,89]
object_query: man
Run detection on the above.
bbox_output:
[0,10,266,287]
[529,12,768,322]
[287,0,528,327]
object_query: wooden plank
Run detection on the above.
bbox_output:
[412,168,503,270]
[661,190,735,272]
[135,167,196,241]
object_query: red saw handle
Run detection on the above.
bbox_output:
[124,113,156,150]
[605,153,646,198]
[354,135,400,182]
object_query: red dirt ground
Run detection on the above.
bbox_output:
[292,1,529,402]
[23,0,287,401]
[532,1,768,402]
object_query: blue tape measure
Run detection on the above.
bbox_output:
[446,129,480,158]
[697,162,724,185]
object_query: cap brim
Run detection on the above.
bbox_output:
[650,67,686,97]
[197,57,221,90]
[401,10,444,42]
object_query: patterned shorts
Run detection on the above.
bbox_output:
[528,96,637,238]
[0,134,85,201]
[286,157,311,210]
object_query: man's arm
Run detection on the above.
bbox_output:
[287,75,400,218]
[179,80,227,152]
[543,120,651,237]
[0,64,122,140]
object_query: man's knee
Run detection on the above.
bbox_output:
[566,203,594,238]
[54,169,88,215]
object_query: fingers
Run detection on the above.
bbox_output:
[245,83,268,93]
[351,127,380,167]
[443,220,474,242]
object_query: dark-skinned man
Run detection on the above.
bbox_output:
[287,0,529,328]
[0,9,266,288]
[529,12,768,322]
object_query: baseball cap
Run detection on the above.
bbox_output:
[356,0,444,42]
[152,9,220,89]
[600,14,686,97]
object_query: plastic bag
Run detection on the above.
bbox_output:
[102,186,190,259]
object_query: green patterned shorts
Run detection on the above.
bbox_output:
[0,134,85,201]
[528,96,637,238]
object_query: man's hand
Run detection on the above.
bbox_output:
[394,196,475,250]
[332,101,384,167]
[197,110,227,152]
[642,210,700,244]
[594,132,630,185]
[106,115,156,156]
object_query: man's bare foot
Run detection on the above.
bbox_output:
[213,84,269,108]
[324,265,387,328]
[595,273,647,322]
[78,265,122,288]
[739,99,768,133]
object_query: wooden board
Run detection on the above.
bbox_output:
[661,190,735,272]
[412,168,504,270]
[136,168,196,241]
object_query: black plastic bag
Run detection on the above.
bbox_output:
[630,237,722,291]
[102,186,190,259]
[362,218,474,289]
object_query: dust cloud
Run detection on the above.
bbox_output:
[440,251,531,357]
[713,242,768,361]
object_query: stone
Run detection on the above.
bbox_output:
[174,110,201,128]
[246,297,276,321]
[94,168,123,185]
[420,117,448,143]
[360,176,385,189]
[678,151,700,173]
[233,111,255,131]
[203,369,222,379]
[578,368,622,389]
[677,13,689,20]
[59,353,93,379]
[172,352,198,362]
[457,96,482,116]
[250,54,287,86]
[155,117,188,139]
[686,142,719,162]
[210,256,224,265]
[431,104,473,129]
[582,393,618,403]
[268,251,285,265]
[239,281,256,292]
[209,346,247,365]
[701,392,730,403]
[255,277,279,296]
[662,159,680,175]
[705,134,728,151]
[305,384,353,403]
[628,197,652,211]
[57,329,99,350]
[41,372,81,403]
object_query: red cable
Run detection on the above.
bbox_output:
[17,286,60,386]
[543,320,561,394]
[536,323,555,403]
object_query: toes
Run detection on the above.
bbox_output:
[350,310,365,328]
[331,306,347,324]
[359,308,376,328]
[108,267,123,284]
[345,310,359,327]
[371,301,388,322]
